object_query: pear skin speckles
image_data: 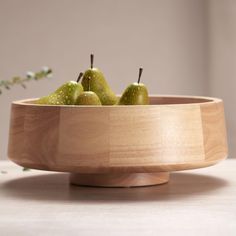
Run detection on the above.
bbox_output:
[81,68,117,105]
[118,83,149,105]
[36,81,83,105]
[75,91,102,105]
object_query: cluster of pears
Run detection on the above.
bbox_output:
[36,54,149,106]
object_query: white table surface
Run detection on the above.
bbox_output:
[0,159,236,236]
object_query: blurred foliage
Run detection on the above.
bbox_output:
[0,67,52,95]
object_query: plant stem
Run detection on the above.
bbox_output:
[90,54,94,69]
[138,67,143,84]
[77,72,83,82]
[0,67,52,95]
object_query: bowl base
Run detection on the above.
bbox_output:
[70,172,169,187]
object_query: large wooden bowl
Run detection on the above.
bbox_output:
[8,96,228,187]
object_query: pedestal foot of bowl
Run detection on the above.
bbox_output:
[69,172,170,187]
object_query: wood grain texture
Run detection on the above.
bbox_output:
[200,101,228,161]
[70,172,169,187]
[8,96,228,174]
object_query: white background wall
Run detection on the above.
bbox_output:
[208,0,236,159]
[0,0,234,159]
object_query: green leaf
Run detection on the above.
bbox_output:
[22,167,30,171]
[21,83,26,89]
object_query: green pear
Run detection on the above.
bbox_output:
[76,78,102,105]
[81,54,117,105]
[76,91,101,105]
[118,68,149,105]
[36,73,84,105]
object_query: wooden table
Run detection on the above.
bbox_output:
[0,160,236,236]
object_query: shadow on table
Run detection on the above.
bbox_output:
[1,172,228,203]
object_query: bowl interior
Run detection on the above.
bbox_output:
[149,96,213,105]
[17,96,215,106]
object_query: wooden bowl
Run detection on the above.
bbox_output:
[8,95,228,187]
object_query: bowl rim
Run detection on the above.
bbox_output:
[11,95,222,108]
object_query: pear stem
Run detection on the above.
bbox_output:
[90,54,94,69]
[138,67,143,84]
[76,72,83,83]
